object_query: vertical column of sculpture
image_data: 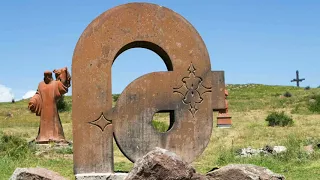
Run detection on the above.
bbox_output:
[217,89,232,128]
[28,67,71,143]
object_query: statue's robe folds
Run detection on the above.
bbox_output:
[29,80,68,143]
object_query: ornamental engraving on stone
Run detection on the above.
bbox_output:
[174,63,212,117]
[89,113,112,131]
[72,3,227,176]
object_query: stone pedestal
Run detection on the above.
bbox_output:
[75,173,127,180]
[217,114,232,128]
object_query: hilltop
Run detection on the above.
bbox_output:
[1,84,320,180]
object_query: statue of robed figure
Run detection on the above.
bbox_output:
[28,67,71,143]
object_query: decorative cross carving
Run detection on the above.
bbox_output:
[173,63,212,117]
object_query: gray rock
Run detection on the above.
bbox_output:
[304,145,314,154]
[206,164,285,180]
[272,146,287,154]
[238,146,287,157]
[10,167,67,180]
[125,148,286,180]
[125,147,203,180]
[238,147,267,157]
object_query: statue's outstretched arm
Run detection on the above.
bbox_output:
[53,67,71,88]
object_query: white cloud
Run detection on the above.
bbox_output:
[0,84,14,102]
[22,90,37,99]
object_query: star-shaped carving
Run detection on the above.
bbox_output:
[88,113,112,131]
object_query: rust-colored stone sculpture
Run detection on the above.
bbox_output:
[72,3,226,177]
[217,89,232,128]
[28,67,71,143]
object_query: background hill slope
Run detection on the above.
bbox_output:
[0,84,320,180]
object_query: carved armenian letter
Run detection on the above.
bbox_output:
[72,2,226,176]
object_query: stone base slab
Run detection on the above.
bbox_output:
[217,124,232,128]
[75,173,127,180]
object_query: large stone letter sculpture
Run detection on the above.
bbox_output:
[72,3,226,177]
[28,67,71,143]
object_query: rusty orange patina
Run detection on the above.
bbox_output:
[28,67,71,143]
[217,89,232,127]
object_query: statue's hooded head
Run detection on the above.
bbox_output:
[44,71,53,84]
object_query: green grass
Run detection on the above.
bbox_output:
[197,134,320,179]
[1,85,320,180]
[0,133,74,179]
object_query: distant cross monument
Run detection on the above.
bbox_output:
[291,70,305,87]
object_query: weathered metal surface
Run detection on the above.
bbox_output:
[291,70,305,87]
[72,2,226,175]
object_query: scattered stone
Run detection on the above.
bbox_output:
[238,146,287,157]
[206,164,285,180]
[125,147,202,180]
[10,167,67,180]
[6,112,13,118]
[263,145,273,153]
[238,147,266,157]
[304,145,314,154]
[272,146,287,154]
[125,148,285,180]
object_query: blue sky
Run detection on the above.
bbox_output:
[0,1,319,101]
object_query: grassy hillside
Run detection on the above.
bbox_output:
[0,84,320,179]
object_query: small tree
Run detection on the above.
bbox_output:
[265,111,293,127]
[57,95,70,112]
[112,94,120,102]
[308,94,320,113]
[283,91,292,98]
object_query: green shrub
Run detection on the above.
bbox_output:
[57,95,70,112]
[308,94,320,113]
[265,111,293,127]
[0,132,33,159]
[283,91,292,98]
[113,94,120,102]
